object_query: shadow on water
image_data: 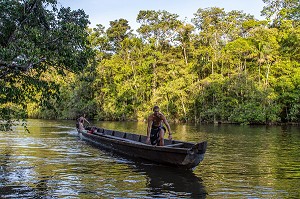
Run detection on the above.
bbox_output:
[133,163,208,198]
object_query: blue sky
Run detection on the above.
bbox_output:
[58,0,266,30]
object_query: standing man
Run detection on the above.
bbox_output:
[146,106,172,146]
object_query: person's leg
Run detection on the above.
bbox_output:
[159,128,165,146]
[150,128,159,145]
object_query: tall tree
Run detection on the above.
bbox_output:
[136,10,182,97]
[176,23,195,65]
[0,0,91,130]
[137,10,182,49]
[192,7,254,76]
[106,18,132,52]
[261,0,300,26]
[88,24,111,61]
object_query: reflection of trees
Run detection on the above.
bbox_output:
[191,124,300,198]
[134,164,207,198]
[2,120,299,198]
[0,146,36,198]
[0,136,54,198]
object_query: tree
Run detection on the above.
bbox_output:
[106,18,132,52]
[280,26,300,61]
[136,10,182,98]
[248,27,280,85]
[88,24,111,61]
[176,23,195,65]
[192,7,254,76]
[261,0,300,26]
[137,10,182,49]
[223,38,256,75]
[0,0,91,130]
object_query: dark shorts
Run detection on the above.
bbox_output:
[150,126,166,145]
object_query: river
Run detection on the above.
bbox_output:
[0,119,299,198]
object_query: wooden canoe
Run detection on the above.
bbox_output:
[77,126,207,169]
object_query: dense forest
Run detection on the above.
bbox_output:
[1,0,300,130]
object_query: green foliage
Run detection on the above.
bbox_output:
[106,19,132,52]
[261,0,300,26]
[0,0,91,130]
[2,0,300,126]
[137,10,182,49]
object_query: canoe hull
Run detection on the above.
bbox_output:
[78,128,207,169]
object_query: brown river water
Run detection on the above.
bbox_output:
[1,119,299,198]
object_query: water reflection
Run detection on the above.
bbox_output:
[134,163,207,198]
[1,120,300,198]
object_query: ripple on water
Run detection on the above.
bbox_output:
[1,121,300,198]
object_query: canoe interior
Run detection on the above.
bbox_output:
[80,126,207,169]
[86,126,195,149]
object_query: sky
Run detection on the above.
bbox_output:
[57,0,266,30]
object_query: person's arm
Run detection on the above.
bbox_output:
[162,116,172,140]
[146,116,152,144]
[84,117,90,124]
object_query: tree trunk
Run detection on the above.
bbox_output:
[183,46,188,65]
[265,63,270,86]
[152,60,157,96]
[181,94,187,122]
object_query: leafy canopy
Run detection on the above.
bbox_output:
[0,0,92,130]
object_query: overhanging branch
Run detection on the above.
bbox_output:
[0,57,46,79]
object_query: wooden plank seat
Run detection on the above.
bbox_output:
[103,129,113,136]
[125,133,141,142]
[96,128,104,133]
[164,139,173,145]
[101,134,149,145]
[114,131,126,138]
